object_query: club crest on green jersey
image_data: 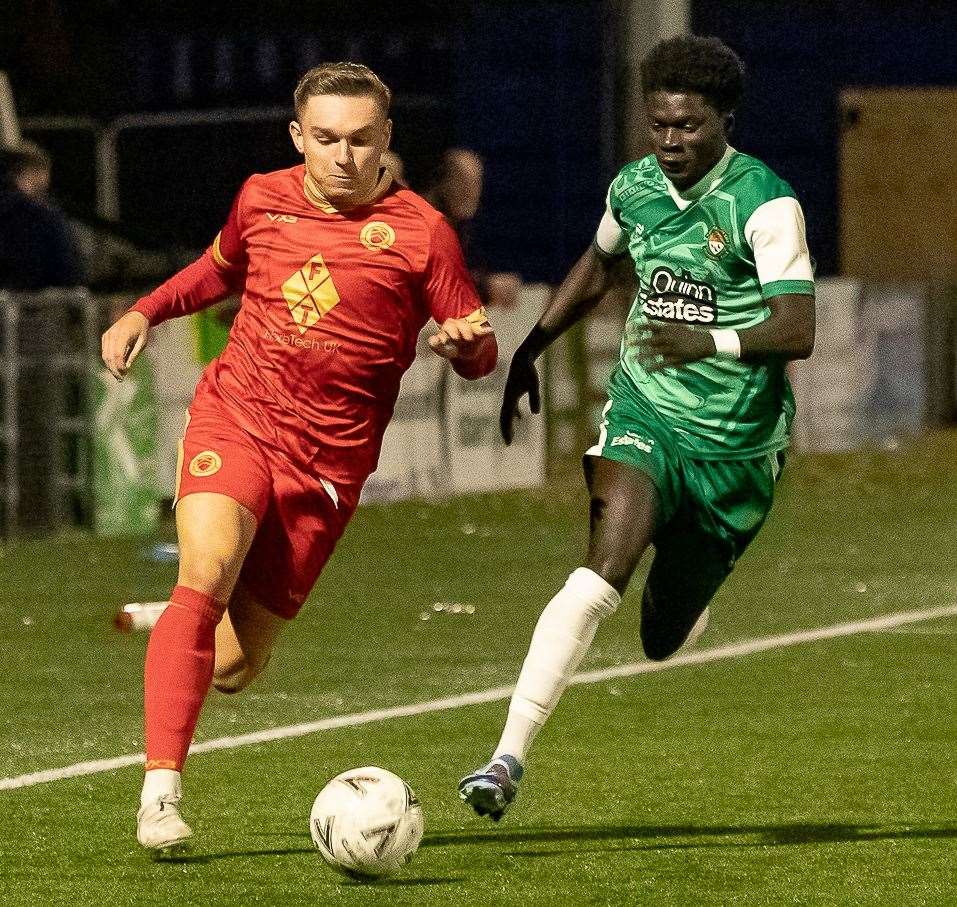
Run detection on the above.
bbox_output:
[706,227,728,258]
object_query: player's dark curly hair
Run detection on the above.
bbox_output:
[641,35,745,114]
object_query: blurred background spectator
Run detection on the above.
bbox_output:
[0,137,178,297]
[421,147,522,309]
[0,140,83,290]
[381,149,407,186]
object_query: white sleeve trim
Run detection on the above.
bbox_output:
[744,196,814,287]
[595,190,628,256]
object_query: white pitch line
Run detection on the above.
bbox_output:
[3,603,956,793]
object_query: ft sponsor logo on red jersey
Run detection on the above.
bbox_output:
[282,255,341,333]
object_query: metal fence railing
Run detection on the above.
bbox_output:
[0,288,98,537]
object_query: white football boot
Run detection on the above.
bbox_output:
[136,796,193,852]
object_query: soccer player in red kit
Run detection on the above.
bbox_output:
[101,62,497,852]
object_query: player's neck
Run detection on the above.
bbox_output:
[664,145,735,202]
[303,168,393,213]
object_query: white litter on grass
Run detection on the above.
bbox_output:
[430,602,475,615]
[2,602,956,793]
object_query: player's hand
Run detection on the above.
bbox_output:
[633,320,714,372]
[101,310,150,380]
[499,350,540,445]
[428,313,494,361]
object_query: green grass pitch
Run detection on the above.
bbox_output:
[1,435,955,905]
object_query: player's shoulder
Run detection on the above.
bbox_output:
[609,155,665,203]
[611,154,664,194]
[382,186,447,231]
[239,165,303,197]
[223,166,305,221]
[725,152,798,208]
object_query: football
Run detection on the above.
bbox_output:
[309,766,424,879]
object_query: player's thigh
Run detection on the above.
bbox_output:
[214,581,287,691]
[640,454,778,660]
[582,455,660,595]
[174,397,274,601]
[582,370,684,594]
[175,493,260,601]
[238,471,359,619]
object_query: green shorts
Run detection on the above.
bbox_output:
[585,367,784,568]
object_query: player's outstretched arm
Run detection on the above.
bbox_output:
[101,310,150,380]
[499,243,618,444]
[130,249,242,327]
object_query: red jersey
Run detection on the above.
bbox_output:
[133,165,495,486]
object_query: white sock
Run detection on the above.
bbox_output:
[493,568,620,764]
[140,768,182,807]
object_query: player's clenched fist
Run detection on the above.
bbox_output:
[101,310,150,380]
[632,319,714,372]
[428,311,494,360]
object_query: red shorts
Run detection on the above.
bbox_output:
[175,392,360,619]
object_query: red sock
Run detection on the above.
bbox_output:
[144,585,225,772]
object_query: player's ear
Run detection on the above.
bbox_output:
[289,120,305,155]
[724,112,735,134]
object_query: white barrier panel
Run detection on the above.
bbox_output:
[147,317,203,496]
[790,278,931,451]
[447,285,549,494]
[364,285,549,503]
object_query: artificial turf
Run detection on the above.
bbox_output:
[2,434,955,905]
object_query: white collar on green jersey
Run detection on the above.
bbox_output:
[662,145,736,210]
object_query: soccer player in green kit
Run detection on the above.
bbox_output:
[460,34,815,820]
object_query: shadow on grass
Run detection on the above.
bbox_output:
[423,821,957,855]
[159,846,314,864]
[343,877,462,887]
[158,844,461,885]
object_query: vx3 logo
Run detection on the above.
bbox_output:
[267,212,298,223]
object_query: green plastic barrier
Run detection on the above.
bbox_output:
[192,301,237,365]
[91,355,160,536]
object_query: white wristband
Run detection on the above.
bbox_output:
[709,328,741,360]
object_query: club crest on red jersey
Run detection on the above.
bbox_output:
[360,221,396,253]
[189,450,222,477]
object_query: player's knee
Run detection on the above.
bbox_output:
[213,642,272,694]
[640,625,682,661]
[213,655,266,694]
[582,557,633,597]
[178,555,241,603]
[639,587,685,661]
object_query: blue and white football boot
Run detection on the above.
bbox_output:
[458,754,523,821]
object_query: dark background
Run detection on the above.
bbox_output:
[3,1,956,281]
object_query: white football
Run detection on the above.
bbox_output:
[309,766,424,879]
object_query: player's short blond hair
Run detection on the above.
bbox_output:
[293,62,392,119]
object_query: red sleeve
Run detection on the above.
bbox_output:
[423,215,497,379]
[422,215,483,323]
[131,183,248,326]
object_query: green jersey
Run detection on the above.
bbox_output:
[595,147,815,459]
